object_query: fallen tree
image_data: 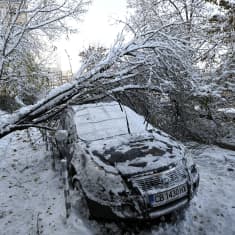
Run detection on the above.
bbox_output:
[0,27,193,139]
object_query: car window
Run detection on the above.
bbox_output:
[72,103,148,141]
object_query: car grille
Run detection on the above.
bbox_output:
[131,165,187,192]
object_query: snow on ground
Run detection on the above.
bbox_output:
[148,143,235,235]
[0,130,235,235]
[0,130,92,235]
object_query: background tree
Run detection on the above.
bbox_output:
[204,0,235,93]
[0,0,91,110]
[124,0,234,142]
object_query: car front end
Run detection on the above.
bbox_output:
[72,136,199,221]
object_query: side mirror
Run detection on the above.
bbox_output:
[55,130,68,143]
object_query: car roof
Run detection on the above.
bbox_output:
[70,102,149,142]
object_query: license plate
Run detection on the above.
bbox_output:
[149,184,188,207]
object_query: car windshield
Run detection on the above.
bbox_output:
[72,102,149,142]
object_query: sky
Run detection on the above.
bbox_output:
[56,0,128,73]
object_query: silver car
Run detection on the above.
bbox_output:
[55,101,199,220]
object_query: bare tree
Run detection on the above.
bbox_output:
[0,0,91,103]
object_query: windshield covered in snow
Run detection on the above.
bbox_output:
[71,102,149,142]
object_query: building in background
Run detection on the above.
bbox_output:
[0,0,27,24]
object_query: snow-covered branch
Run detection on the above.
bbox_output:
[0,0,91,87]
[0,26,192,138]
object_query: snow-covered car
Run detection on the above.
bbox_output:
[55,101,199,220]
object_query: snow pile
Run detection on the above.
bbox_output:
[0,129,92,235]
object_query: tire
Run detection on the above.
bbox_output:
[72,179,91,219]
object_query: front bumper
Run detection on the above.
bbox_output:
[147,197,189,219]
[86,193,190,220]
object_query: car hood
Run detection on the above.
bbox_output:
[89,132,185,176]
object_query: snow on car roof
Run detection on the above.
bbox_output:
[71,102,148,142]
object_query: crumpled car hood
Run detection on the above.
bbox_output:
[89,133,185,176]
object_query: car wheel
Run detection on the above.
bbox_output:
[72,179,91,219]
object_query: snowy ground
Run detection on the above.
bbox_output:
[0,130,235,235]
